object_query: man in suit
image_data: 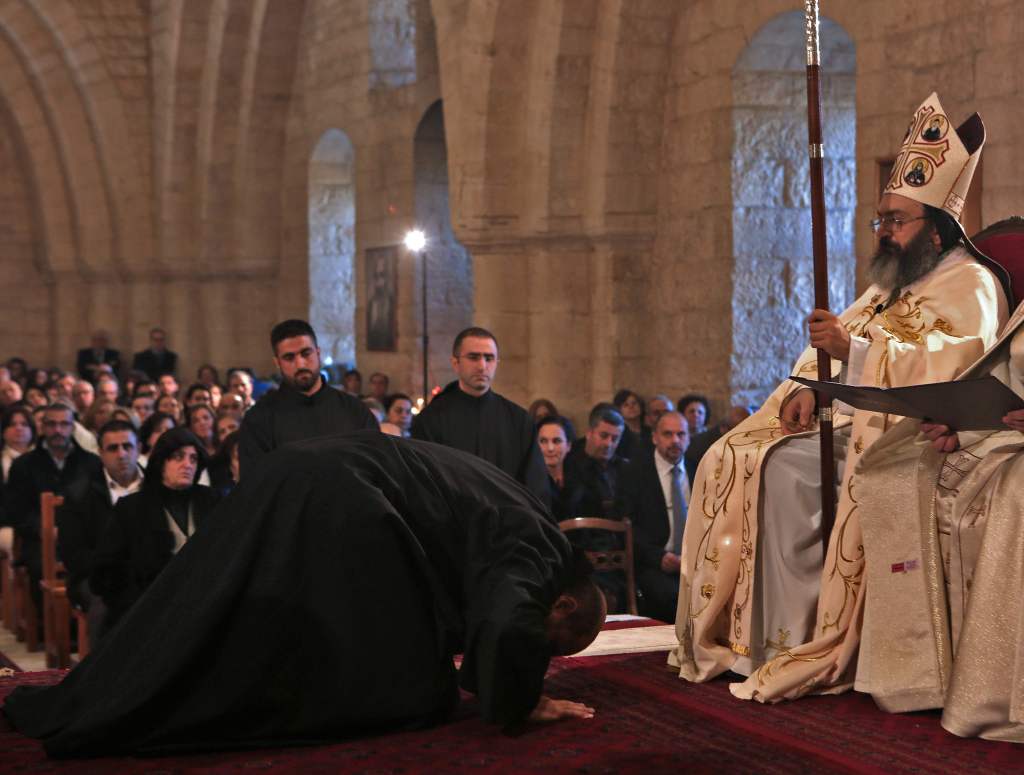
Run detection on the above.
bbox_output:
[58,419,143,636]
[131,328,178,381]
[617,410,690,623]
[5,403,103,617]
[76,331,121,383]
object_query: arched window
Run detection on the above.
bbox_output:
[731,12,856,406]
[309,129,356,367]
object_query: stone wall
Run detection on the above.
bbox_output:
[0,0,1023,425]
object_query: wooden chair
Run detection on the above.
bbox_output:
[558,517,638,616]
[0,542,14,631]
[40,492,89,668]
[13,554,40,651]
[971,216,1024,312]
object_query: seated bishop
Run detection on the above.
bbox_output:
[850,296,1024,742]
[670,93,1011,697]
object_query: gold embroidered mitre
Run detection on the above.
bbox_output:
[884,92,984,222]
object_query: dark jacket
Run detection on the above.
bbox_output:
[561,444,628,519]
[238,380,379,477]
[76,348,122,382]
[412,382,550,509]
[131,349,178,381]
[616,448,672,573]
[57,469,141,607]
[91,484,219,629]
[5,443,103,577]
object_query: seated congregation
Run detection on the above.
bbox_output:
[2,92,1024,757]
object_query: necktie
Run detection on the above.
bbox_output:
[670,464,687,555]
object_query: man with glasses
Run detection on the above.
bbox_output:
[673,93,1010,699]
[5,403,103,625]
[412,326,550,508]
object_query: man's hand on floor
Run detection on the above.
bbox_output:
[528,695,595,723]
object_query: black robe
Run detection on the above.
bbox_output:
[2,432,572,757]
[238,379,379,476]
[411,382,550,510]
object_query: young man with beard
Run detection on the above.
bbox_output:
[671,93,1011,699]
[238,319,379,477]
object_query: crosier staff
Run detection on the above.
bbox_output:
[805,0,836,547]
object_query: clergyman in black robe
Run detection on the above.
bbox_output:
[2,431,604,757]
[411,326,550,509]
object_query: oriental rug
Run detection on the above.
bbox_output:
[3,649,1022,774]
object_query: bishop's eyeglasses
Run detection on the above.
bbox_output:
[870,215,927,234]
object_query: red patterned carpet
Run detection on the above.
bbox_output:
[3,649,1023,774]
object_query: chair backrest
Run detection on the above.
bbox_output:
[970,216,1024,310]
[557,517,638,616]
[40,493,65,584]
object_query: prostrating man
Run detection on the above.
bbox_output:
[673,93,1009,699]
[412,327,549,507]
[5,404,103,615]
[847,300,1024,742]
[57,419,143,637]
[4,432,604,756]
[76,331,121,383]
[617,411,689,623]
[239,319,378,476]
[131,328,178,381]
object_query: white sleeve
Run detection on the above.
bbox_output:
[835,335,871,416]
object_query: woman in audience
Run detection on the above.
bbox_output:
[197,364,221,390]
[138,411,176,468]
[6,357,28,386]
[537,415,573,520]
[385,393,414,437]
[23,385,48,409]
[208,383,223,409]
[215,412,240,443]
[156,393,182,423]
[677,393,710,436]
[91,427,219,635]
[208,430,240,496]
[1,405,36,481]
[30,405,47,437]
[528,398,559,424]
[43,380,61,405]
[28,368,49,389]
[612,389,645,460]
[186,404,218,457]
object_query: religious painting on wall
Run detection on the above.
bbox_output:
[365,245,398,351]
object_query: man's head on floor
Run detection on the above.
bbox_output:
[545,549,607,656]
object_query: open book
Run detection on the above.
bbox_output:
[792,375,1024,431]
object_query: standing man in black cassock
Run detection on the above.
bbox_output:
[412,326,550,509]
[238,319,378,477]
[3,432,604,756]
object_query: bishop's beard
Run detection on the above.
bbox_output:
[867,226,946,294]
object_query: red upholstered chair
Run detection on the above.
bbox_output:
[558,517,639,616]
[970,216,1024,313]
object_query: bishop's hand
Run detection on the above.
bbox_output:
[920,422,960,453]
[780,389,816,436]
[1002,409,1024,433]
[528,695,596,723]
[807,309,851,362]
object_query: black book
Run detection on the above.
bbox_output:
[792,375,1024,431]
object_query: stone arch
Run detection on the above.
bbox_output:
[730,11,856,407]
[414,100,472,389]
[309,128,357,367]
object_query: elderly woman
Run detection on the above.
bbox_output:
[91,427,219,635]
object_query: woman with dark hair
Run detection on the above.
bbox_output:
[677,393,710,436]
[208,430,241,496]
[197,364,221,390]
[91,426,219,634]
[186,404,218,457]
[528,398,559,424]
[156,393,182,423]
[537,415,573,520]
[385,393,414,437]
[1,405,36,481]
[612,389,645,460]
[138,411,176,468]
[23,385,48,409]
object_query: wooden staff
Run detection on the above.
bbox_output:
[804,0,836,547]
